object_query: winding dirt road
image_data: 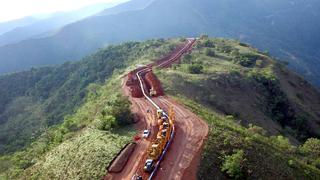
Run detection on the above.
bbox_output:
[106,39,208,180]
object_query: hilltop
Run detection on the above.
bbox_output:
[0,0,319,87]
[0,37,319,179]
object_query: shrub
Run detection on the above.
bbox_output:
[217,45,233,53]
[108,95,133,126]
[248,124,266,135]
[93,115,117,131]
[288,160,295,167]
[233,53,259,67]
[188,64,203,74]
[182,54,192,64]
[221,150,245,179]
[203,40,215,48]
[300,138,320,156]
[272,136,294,151]
[226,115,235,121]
[205,49,215,57]
[239,42,249,47]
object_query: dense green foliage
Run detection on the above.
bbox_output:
[0,38,179,154]
[156,37,320,179]
[157,37,320,142]
[0,77,135,179]
[0,38,181,179]
[188,64,203,74]
[0,37,319,179]
[175,97,320,179]
[221,149,245,179]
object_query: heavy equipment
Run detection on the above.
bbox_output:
[149,87,157,97]
[143,107,174,173]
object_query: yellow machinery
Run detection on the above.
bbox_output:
[150,87,157,97]
[156,109,163,119]
[144,106,175,172]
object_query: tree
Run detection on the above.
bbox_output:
[221,150,245,179]
[109,95,133,126]
[188,64,203,74]
[300,138,320,156]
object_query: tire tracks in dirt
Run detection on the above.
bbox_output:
[106,39,208,180]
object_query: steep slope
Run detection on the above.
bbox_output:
[157,37,320,142]
[0,38,319,179]
[0,0,319,87]
[0,38,181,179]
[155,37,320,178]
[0,38,179,154]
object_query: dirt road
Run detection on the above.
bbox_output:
[106,39,208,180]
[153,97,208,180]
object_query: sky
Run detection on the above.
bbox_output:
[0,0,125,22]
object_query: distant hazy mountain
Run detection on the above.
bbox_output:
[0,17,39,35]
[0,0,319,86]
[0,2,119,46]
[98,0,154,16]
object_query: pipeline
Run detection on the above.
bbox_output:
[136,68,175,180]
[135,38,196,180]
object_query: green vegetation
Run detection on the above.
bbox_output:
[0,38,181,179]
[0,76,135,179]
[188,64,203,74]
[1,37,320,179]
[155,37,320,179]
[171,96,320,179]
[221,149,245,179]
[205,48,215,57]
[156,37,320,142]
[0,38,180,154]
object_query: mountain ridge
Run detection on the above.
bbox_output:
[0,37,320,179]
[0,0,319,87]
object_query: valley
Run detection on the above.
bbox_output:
[1,0,320,179]
[0,37,320,179]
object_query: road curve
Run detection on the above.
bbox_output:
[106,39,208,180]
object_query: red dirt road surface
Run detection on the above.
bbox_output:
[105,39,208,180]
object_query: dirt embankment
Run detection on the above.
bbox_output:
[106,39,208,180]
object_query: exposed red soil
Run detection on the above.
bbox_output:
[108,143,137,173]
[144,71,164,97]
[105,39,208,180]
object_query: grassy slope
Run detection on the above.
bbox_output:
[179,98,320,179]
[1,37,319,179]
[156,37,320,141]
[0,38,183,179]
[155,37,320,179]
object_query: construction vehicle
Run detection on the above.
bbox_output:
[157,109,163,119]
[143,107,175,173]
[149,87,157,97]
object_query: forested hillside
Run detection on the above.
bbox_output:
[0,38,179,155]
[0,38,319,179]
[0,0,319,87]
